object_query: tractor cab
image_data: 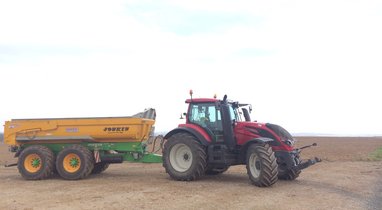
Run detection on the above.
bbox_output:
[185,95,255,149]
[186,98,223,142]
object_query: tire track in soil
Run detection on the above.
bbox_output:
[367,168,382,210]
[297,179,368,205]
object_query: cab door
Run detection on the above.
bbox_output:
[188,103,224,143]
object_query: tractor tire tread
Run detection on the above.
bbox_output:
[246,144,278,187]
[278,169,301,180]
[163,132,207,181]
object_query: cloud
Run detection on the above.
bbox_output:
[124,1,260,36]
[0,0,381,135]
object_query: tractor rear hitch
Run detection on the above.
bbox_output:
[294,157,321,171]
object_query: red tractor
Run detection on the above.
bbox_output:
[163,94,321,187]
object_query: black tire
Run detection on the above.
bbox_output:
[91,162,110,174]
[278,169,301,180]
[163,133,207,181]
[246,144,278,187]
[56,145,94,180]
[205,166,229,175]
[17,145,55,180]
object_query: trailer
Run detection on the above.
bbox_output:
[3,109,161,180]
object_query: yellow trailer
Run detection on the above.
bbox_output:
[3,109,161,180]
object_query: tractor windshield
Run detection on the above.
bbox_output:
[188,103,222,129]
[188,103,224,141]
[230,102,252,122]
[228,105,239,121]
[229,104,247,122]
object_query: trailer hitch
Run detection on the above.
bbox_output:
[4,163,17,167]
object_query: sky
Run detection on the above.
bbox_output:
[0,0,381,136]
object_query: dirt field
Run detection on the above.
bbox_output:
[0,137,381,210]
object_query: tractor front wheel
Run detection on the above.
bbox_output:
[56,145,94,180]
[278,168,301,180]
[246,144,278,187]
[163,133,207,181]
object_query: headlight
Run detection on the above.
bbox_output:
[284,139,296,146]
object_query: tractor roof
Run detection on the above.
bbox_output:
[185,98,218,103]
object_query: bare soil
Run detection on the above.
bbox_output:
[0,137,381,210]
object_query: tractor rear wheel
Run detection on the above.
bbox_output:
[56,145,94,180]
[17,145,55,180]
[92,162,110,174]
[246,144,278,187]
[163,133,207,181]
[205,166,229,175]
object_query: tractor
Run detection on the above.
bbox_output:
[163,93,321,187]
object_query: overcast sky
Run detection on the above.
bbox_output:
[0,0,381,135]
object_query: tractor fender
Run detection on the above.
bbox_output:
[242,137,274,147]
[239,137,275,163]
[164,127,211,146]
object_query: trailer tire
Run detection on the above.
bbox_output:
[18,145,55,180]
[246,144,278,187]
[278,169,301,180]
[91,162,110,174]
[163,133,207,181]
[56,145,94,180]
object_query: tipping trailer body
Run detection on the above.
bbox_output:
[3,109,161,180]
[4,117,154,145]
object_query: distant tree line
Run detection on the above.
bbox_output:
[0,133,3,142]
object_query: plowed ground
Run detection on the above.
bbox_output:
[0,137,381,210]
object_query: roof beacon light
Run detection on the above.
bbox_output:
[213,94,217,99]
[189,89,193,100]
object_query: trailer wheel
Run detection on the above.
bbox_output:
[56,145,94,180]
[163,133,207,181]
[18,145,55,180]
[91,162,110,174]
[246,144,278,187]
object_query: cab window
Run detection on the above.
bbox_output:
[228,105,238,121]
[189,103,222,131]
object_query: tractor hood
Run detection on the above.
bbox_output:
[265,123,296,146]
[235,122,296,148]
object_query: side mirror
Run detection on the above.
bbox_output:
[180,113,187,119]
